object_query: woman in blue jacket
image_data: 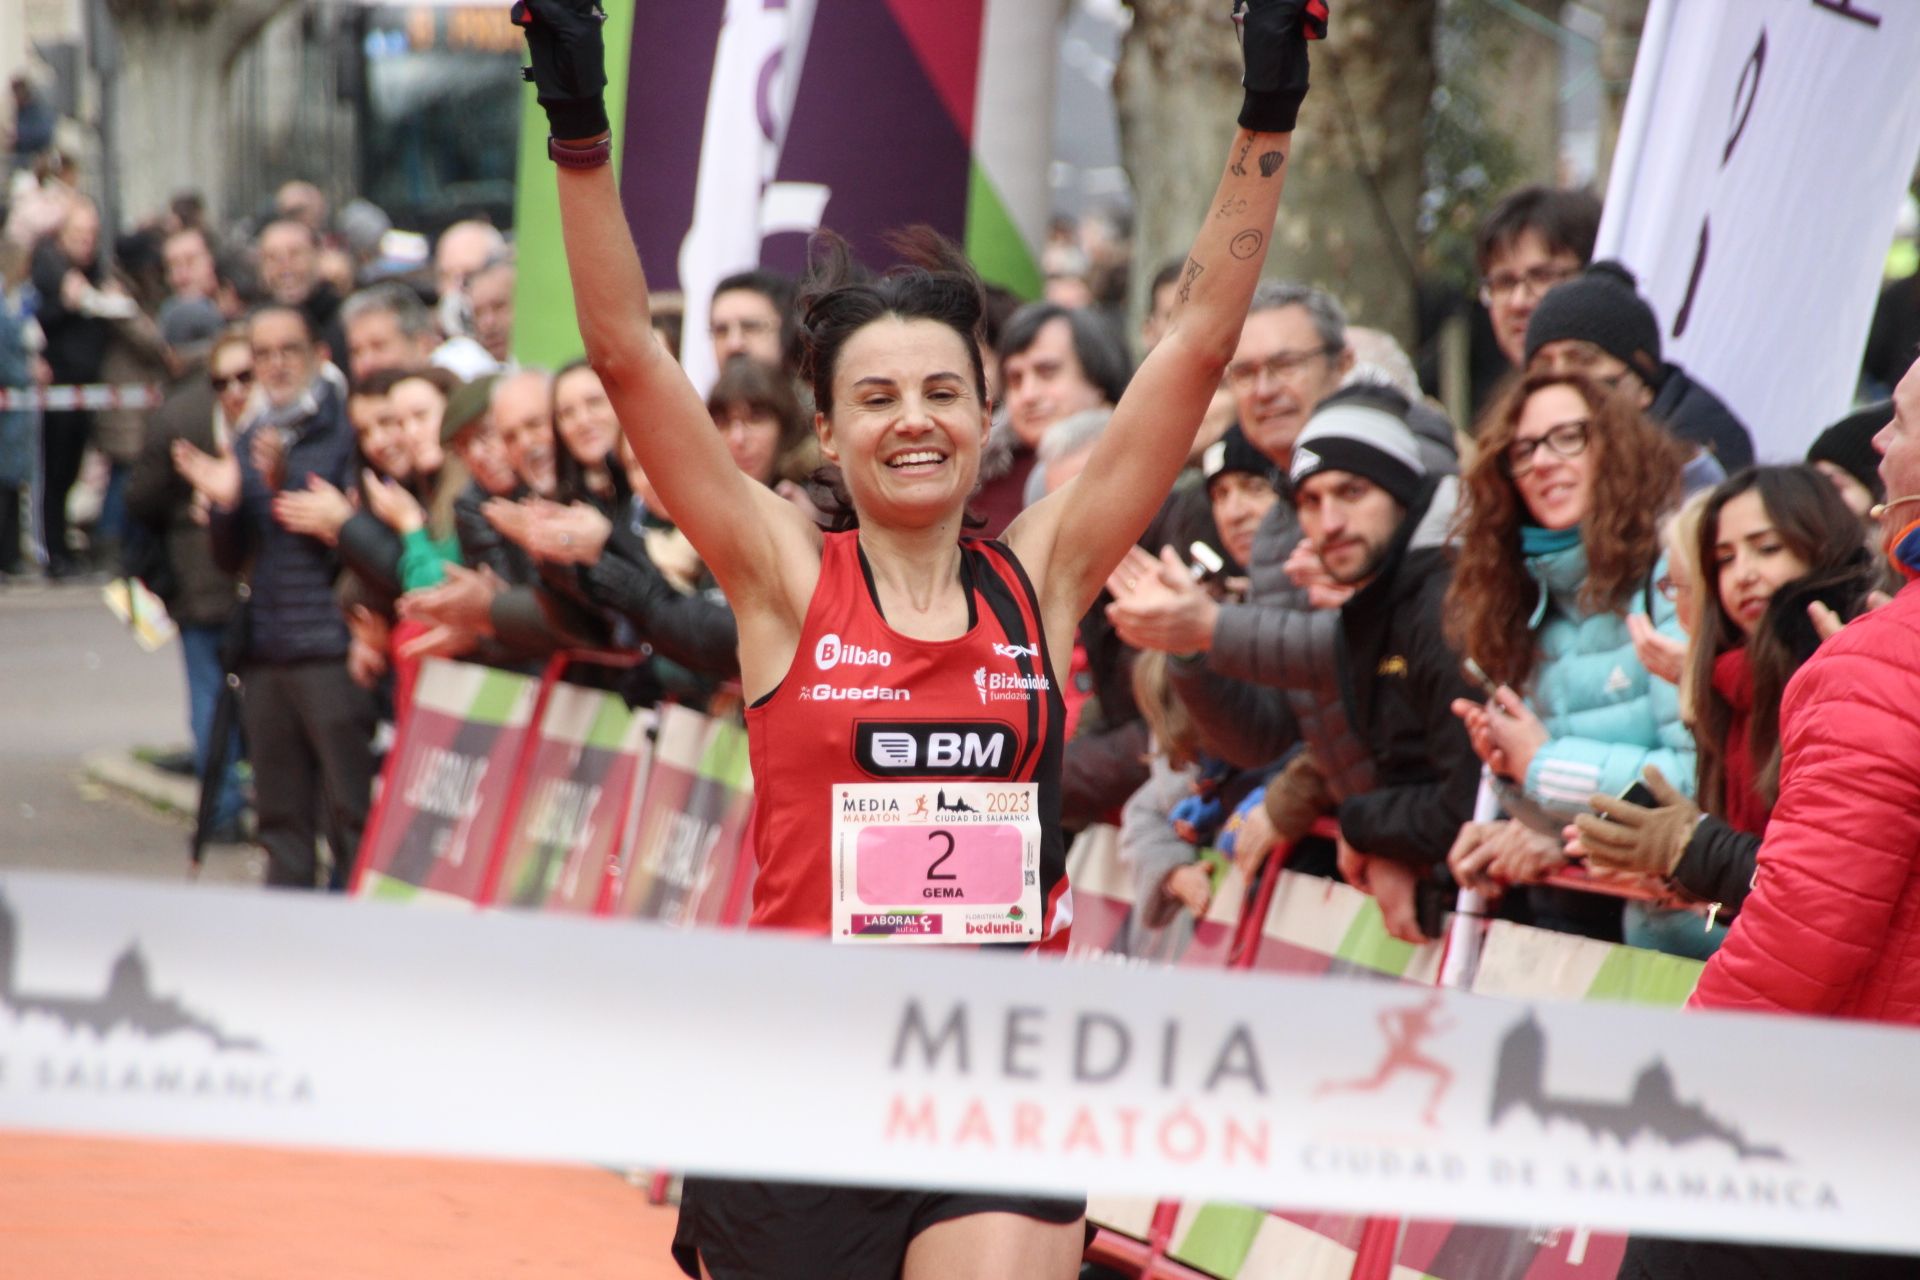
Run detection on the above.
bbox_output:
[1444,371,1706,953]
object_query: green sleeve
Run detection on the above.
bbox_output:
[398,528,462,592]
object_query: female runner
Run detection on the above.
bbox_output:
[517,1,1327,1274]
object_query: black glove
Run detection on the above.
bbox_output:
[511,0,610,139]
[1236,0,1327,134]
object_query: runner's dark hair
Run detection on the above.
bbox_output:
[797,227,989,413]
[797,228,991,532]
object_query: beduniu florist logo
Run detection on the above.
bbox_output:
[0,891,314,1107]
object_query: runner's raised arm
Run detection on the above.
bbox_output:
[1006,0,1327,636]
[517,0,818,620]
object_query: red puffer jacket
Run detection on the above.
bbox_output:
[1690,580,1920,1023]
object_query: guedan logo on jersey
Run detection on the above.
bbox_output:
[854,722,1018,778]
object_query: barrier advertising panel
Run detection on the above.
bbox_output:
[615,705,753,923]
[353,659,538,906]
[490,684,655,914]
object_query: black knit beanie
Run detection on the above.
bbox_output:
[1202,424,1280,494]
[1806,401,1890,503]
[1523,260,1663,381]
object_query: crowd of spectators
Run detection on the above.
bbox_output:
[3,121,1918,1098]
[1,33,1918,1262]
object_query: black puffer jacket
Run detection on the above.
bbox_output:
[1324,478,1480,865]
[452,480,533,585]
[208,379,357,664]
[1651,363,1754,473]
[572,512,738,676]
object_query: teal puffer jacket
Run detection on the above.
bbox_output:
[1520,541,1695,816]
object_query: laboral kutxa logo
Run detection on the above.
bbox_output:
[0,889,313,1106]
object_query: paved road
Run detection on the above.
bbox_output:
[0,580,258,884]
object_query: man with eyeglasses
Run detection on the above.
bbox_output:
[708,269,796,373]
[1524,260,1754,477]
[171,305,375,891]
[1107,282,1349,653]
[1473,186,1603,376]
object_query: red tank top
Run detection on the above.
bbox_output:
[745,531,1072,943]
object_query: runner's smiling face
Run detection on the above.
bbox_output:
[817,317,990,529]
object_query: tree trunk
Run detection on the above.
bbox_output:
[1474,0,1563,186]
[1595,0,1649,184]
[105,0,295,227]
[1117,0,1437,348]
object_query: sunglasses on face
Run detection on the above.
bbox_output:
[211,369,255,393]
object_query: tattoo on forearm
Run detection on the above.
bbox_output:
[1258,150,1286,178]
[1231,135,1255,177]
[1230,229,1264,260]
[1215,195,1249,221]
[1177,256,1205,304]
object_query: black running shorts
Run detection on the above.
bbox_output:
[671,1175,1087,1279]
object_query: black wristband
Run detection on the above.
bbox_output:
[543,96,609,141]
[1238,89,1305,135]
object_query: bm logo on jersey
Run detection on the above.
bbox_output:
[854,721,1018,778]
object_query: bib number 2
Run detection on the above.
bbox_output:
[926,831,956,881]
[832,782,1043,944]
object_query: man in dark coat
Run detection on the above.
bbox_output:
[174,305,373,889]
[1279,398,1482,939]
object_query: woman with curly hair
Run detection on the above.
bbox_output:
[1444,370,1696,949]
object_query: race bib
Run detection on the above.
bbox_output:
[831,781,1042,944]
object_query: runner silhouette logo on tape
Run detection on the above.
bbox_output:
[1316,992,1454,1128]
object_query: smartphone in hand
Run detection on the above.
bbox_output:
[1461,656,1502,701]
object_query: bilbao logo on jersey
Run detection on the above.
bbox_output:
[814,633,893,671]
[854,721,1019,778]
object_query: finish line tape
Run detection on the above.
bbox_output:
[1,870,1915,1255]
[0,383,163,411]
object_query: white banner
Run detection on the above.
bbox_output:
[1595,0,1920,461]
[676,0,820,396]
[4,871,1920,1255]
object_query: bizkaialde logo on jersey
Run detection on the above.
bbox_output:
[815,633,892,672]
[973,665,1049,704]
